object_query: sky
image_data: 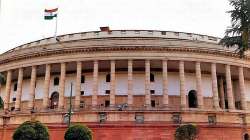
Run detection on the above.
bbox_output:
[0,0,232,54]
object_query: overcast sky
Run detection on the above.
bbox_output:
[0,0,232,54]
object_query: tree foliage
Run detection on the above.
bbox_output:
[0,97,3,110]
[0,73,6,85]
[175,124,198,140]
[219,0,250,57]
[13,121,49,140]
[64,124,92,140]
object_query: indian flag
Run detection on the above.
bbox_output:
[44,8,58,20]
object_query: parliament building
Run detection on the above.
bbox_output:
[0,28,250,140]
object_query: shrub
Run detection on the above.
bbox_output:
[64,124,92,140]
[175,124,198,140]
[13,121,49,140]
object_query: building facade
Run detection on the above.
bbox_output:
[0,30,250,140]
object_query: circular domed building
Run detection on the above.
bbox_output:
[0,28,249,140]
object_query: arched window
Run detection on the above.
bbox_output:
[50,92,59,109]
[244,133,249,140]
[188,90,198,108]
[54,77,59,86]
[106,74,110,82]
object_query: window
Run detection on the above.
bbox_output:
[172,114,182,124]
[135,113,144,123]
[235,101,241,110]
[188,90,198,108]
[54,77,59,86]
[208,115,216,125]
[11,107,15,111]
[12,98,16,102]
[150,73,155,82]
[106,74,110,82]
[105,90,110,94]
[81,91,84,96]
[14,83,17,91]
[81,75,85,83]
[151,100,156,107]
[150,90,155,94]
[50,92,59,109]
[80,101,85,108]
[244,133,249,140]
[105,100,110,107]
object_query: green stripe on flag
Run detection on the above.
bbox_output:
[44,14,57,20]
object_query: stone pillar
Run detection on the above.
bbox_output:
[162,59,168,107]
[58,63,66,110]
[145,60,151,107]
[211,63,220,109]
[43,64,51,110]
[15,68,23,111]
[74,61,82,110]
[127,60,133,106]
[195,62,204,109]
[110,60,116,106]
[92,60,98,107]
[28,66,37,110]
[4,70,12,111]
[218,77,225,109]
[238,66,247,110]
[179,61,186,108]
[225,64,235,110]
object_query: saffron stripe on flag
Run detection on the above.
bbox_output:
[45,8,58,13]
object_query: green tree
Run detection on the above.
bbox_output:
[219,0,250,57]
[0,97,3,110]
[175,124,198,140]
[0,73,5,85]
[13,121,49,140]
[64,124,92,140]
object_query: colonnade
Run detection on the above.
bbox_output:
[2,60,248,111]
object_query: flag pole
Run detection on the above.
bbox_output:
[0,0,2,18]
[54,10,58,38]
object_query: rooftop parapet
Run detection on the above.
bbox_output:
[5,30,221,54]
